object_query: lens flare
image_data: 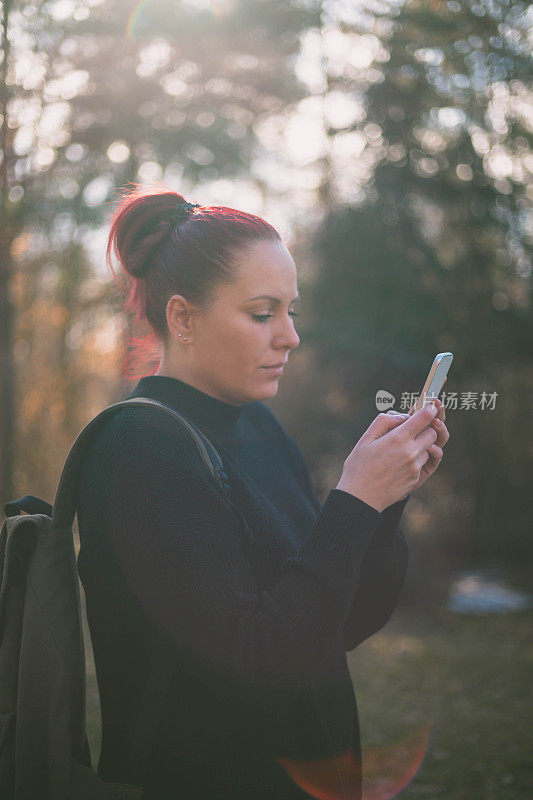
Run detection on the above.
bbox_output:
[276,720,433,800]
[126,0,152,39]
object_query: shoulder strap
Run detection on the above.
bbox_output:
[49,397,232,789]
[50,397,231,533]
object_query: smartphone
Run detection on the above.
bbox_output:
[412,352,454,413]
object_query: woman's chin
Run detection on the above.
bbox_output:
[251,376,281,399]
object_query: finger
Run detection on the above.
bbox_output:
[434,398,445,423]
[414,425,438,451]
[415,449,431,472]
[415,444,442,475]
[400,402,438,439]
[364,412,407,442]
[410,396,444,418]
[426,443,444,464]
[382,415,407,436]
[431,419,449,447]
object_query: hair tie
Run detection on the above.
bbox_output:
[172,201,201,223]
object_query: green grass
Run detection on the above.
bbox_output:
[82,589,533,799]
[349,607,532,799]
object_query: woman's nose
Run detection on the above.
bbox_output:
[289,328,300,349]
[277,319,300,350]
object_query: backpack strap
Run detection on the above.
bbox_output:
[50,397,231,533]
[49,397,235,789]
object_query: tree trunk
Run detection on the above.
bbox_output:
[0,0,15,506]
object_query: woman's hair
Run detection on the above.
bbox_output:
[106,184,281,381]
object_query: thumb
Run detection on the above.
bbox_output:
[363,412,407,442]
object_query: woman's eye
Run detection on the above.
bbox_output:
[252,312,299,323]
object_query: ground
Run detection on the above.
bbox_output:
[82,594,532,800]
[349,607,532,799]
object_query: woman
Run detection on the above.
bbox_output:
[76,187,449,800]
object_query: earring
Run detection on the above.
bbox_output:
[178,333,188,341]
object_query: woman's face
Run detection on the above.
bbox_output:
[161,239,301,405]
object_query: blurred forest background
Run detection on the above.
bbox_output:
[1,1,532,797]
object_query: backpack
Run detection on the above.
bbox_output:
[0,396,243,799]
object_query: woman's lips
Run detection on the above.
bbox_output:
[262,365,284,375]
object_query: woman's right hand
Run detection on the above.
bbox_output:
[335,404,439,512]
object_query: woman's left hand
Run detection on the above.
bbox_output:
[386,398,450,496]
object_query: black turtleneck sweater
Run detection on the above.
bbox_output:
[76,375,409,800]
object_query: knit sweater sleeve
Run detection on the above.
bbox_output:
[98,407,382,722]
[280,428,410,652]
[342,497,409,651]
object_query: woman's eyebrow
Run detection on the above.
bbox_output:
[244,293,301,304]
